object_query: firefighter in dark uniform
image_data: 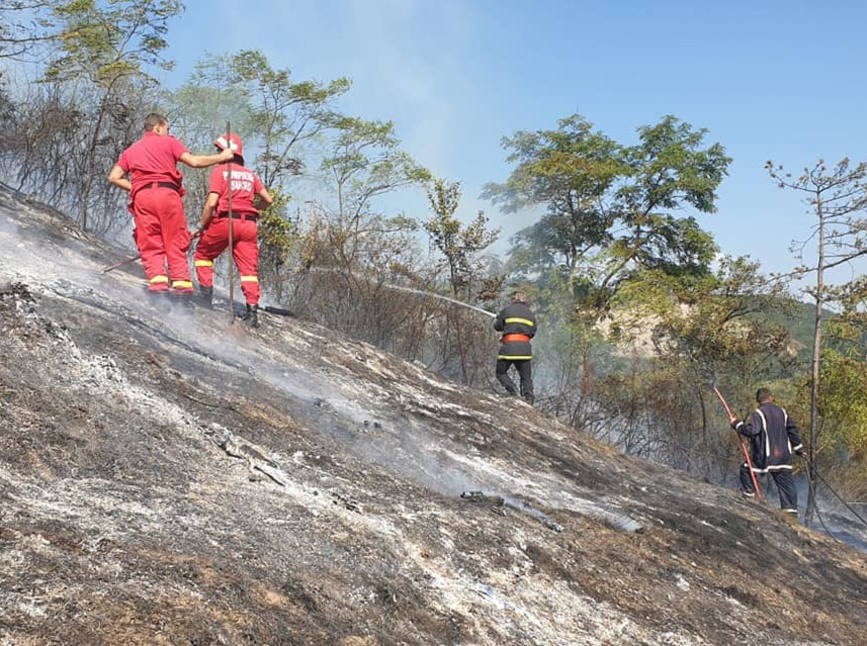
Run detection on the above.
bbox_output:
[494,290,536,405]
[729,387,805,516]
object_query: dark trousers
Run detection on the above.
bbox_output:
[496,359,533,404]
[740,463,798,512]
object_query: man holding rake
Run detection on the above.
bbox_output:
[727,387,805,517]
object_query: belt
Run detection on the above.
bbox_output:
[503,333,530,343]
[217,212,258,221]
[140,181,180,193]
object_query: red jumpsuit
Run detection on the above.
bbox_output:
[117,132,193,293]
[193,164,263,305]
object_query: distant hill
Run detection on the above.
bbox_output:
[760,296,817,359]
[755,296,851,365]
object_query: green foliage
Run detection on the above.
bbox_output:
[820,349,867,460]
[614,214,717,277]
[483,115,623,288]
[766,158,867,516]
[324,117,431,186]
[816,278,867,491]
[424,178,499,297]
[597,116,729,301]
[322,116,430,236]
[43,0,182,85]
[21,1,183,231]
[612,256,795,388]
[269,116,428,284]
[556,256,797,473]
[619,116,729,215]
[194,50,350,189]
[167,48,355,295]
[258,186,295,264]
[489,114,730,314]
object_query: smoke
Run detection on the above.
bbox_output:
[0,195,653,536]
[7,187,863,547]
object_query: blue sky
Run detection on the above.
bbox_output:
[160,0,867,281]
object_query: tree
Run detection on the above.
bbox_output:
[767,158,867,523]
[0,1,67,60]
[483,115,623,295]
[609,256,795,476]
[424,178,499,298]
[487,115,730,313]
[41,0,184,231]
[422,178,499,383]
[320,116,430,270]
[193,50,350,189]
[0,2,181,233]
[596,116,729,309]
[281,117,431,345]
[818,287,867,501]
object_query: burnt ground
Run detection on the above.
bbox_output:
[0,188,865,645]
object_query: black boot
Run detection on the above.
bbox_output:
[245,304,259,328]
[196,286,213,308]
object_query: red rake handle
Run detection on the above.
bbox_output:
[713,386,763,501]
[713,386,734,419]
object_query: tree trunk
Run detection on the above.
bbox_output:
[81,79,119,232]
[452,310,469,384]
[695,373,708,476]
[806,199,824,526]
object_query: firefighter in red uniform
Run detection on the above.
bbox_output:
[191,133,273,327]
[108,113,233,296]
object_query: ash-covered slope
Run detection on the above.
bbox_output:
[0,188,864,646]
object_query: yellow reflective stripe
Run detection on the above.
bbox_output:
[504,317,534,326]
[194,259,213,267]
[172,280,193,288]
[240,275,259,283]
[498,355,532,360]
[149,275,169,284]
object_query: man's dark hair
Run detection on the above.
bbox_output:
[144,112,167,132]
[756,387,773,403]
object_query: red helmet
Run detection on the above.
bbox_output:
[214,132,243,158]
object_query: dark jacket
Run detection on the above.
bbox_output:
[732,402,803,472]
[494,302,536,360]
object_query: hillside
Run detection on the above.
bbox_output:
[0,187,865,645]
